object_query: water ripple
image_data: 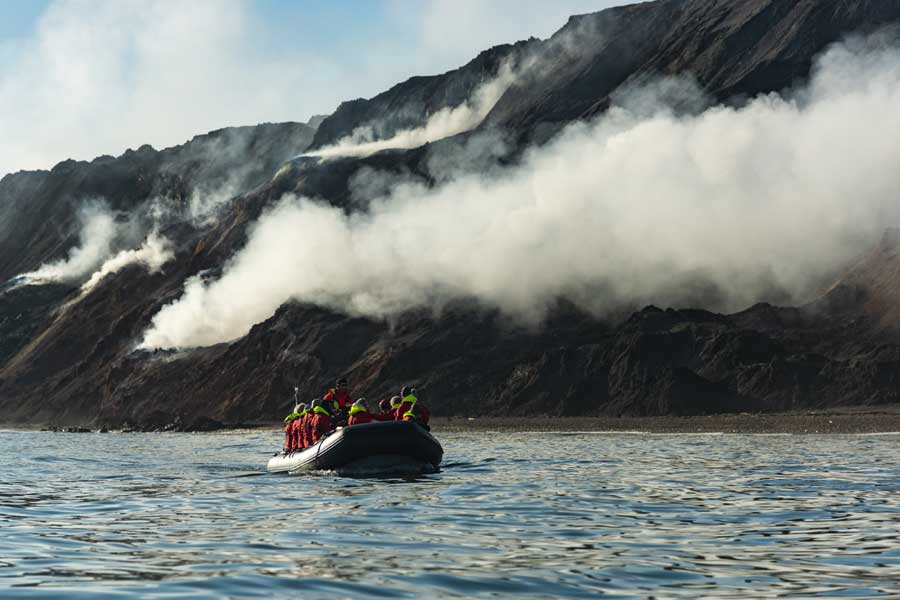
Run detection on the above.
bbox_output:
[2,431,900,597]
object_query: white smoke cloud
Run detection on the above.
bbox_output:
[187,180,243,226]
[139,38,900,350]
[79,232,174,295]
[21,202,119,284]
[305,64,517,159]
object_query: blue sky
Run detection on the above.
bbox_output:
[0,2,51,40]
[0,0,637,175]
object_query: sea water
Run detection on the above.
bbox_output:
[2,430,900,598]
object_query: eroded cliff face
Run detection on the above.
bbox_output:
[309,41,538,150]
[0,122,317,282]
[3,0,900,429]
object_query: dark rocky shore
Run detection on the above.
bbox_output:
[18,403,900,434]
[431,404,900,434]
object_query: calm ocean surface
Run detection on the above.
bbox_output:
[2,430,900,598]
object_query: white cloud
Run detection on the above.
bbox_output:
[0,0,310,175]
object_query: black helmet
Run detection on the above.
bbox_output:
[311,398,323,410]
[337,378,349,387]
[400,385,411,397]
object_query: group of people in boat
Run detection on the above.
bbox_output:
[281,379,430,454]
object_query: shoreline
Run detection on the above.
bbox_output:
[431,406,900,434]
[6,405,900,434]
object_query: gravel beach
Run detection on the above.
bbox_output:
[429,405,900,434]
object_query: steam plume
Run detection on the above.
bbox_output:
[79,232,174,295]
[304,64,516,159]
[21,202,119,284]
[140,38,900,350]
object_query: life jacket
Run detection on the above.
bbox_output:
[395,394,417,420]
[347,404,374,425]
[398,394,429,425]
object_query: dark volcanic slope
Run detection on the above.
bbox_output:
[487,0,900,138]
[3,0,900,429]
[814,229,900,337]
[310,41,536,149]
[312,0,900,148]
[0,122,316,281]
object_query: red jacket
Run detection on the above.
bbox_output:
[347,411,374,426]
[301,414,311,448]
[284,422,293,451]
[286,419,296,451]
[308,409,334,444]
[373,412,393,422]
[293,414,311,450]
[395,395,430,425]
[323,388,353,411]
[402,407,431,426]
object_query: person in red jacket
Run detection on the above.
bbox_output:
[300,408,310,449]
[401,402,421,423]
[300,399,316,448]
[347,399,374,425]
[401,403,431,429]
[394,387,414,418]
[323,378,353,415]
[396,386,430,427]
[388,395,403,419]
[374,398,395,422]
[378,398,392,415]
[283,412,297,453]
[291,403,308,451]
[307,399,335,445]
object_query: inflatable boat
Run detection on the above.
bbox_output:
[266,420,443,475]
